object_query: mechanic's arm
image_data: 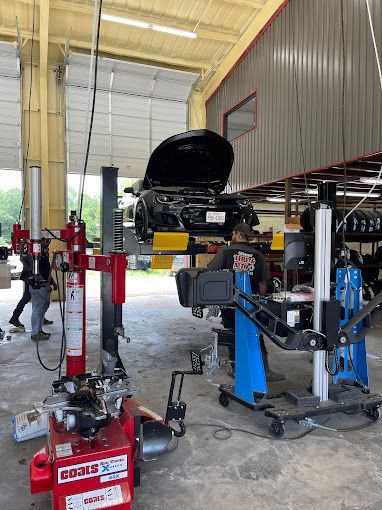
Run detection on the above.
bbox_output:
[258,281,267,296]
[206,250,224,271]
[258,253,271,296]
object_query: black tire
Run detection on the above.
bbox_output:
[269,420,285,438]
[354,210,367,232]
[134,202,149,241]
[364,407,380,421]
[371,211,381,232]
[219,393,229,408]
[363,211,375,233]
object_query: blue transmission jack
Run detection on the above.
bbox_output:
[215,271,382,437]
[333,268,368,387]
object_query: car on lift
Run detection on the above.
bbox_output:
[125,129,258,241]
[119,179,144,227]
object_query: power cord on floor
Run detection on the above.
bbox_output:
[188,422,319,441]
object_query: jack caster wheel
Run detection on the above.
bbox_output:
[269,420,285,438]
[364,407,380,421]
[219,393,229,408]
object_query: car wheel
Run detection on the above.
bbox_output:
[135,202,149,241]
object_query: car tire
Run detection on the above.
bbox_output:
[135,202,149,241]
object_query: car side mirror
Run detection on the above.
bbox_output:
[124,187,134,194]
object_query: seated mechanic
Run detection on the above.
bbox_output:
[207,223,285,382]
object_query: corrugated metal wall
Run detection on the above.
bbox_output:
[206,0,382,192]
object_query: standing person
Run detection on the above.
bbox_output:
[207,223,284,382]
[8,262,31,330]
[9,239,56,339]
[30,239,57,341]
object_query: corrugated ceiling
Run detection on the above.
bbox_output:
[1,0,273,73]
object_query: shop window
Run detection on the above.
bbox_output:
[223,91,257,141]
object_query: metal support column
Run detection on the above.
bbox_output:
[285,178,292,220]
[312,203,332,401]
[100,166,123,371]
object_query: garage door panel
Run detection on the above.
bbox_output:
[0,102,20,125]
[67,87,109,113]
[111,135,148,159]
[111,94,149,117]
[153,79,192,102]
[69,132,110,155]
[112,74,156,96]
[152,120,187,140]
[68,109,109,135]
[66,53,197,176]
[0,76,20,100]
[0,43,21,171]
[0,123,20,144]
[112,115,148,138]
[151,99,186,122]
[113,157,147,177]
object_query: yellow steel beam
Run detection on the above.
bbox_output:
[216,0,265,8]
[188,90,206,130]
[16,0,239,44]
[40,0,50,227]
[0,25,209,70]
[200,0,286,100]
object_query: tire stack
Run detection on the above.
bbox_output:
[300,207,382,300]
[300,207,382,233]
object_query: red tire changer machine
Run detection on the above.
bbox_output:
[12,166,201,510]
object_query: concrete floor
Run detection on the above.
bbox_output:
[2,288,382,509]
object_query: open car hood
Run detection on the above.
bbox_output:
[143,129,234,193]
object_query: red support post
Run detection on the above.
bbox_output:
[65,222,87,377]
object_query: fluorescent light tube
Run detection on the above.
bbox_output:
[101,14,150,28]
[307,189,380,198]
[336,191,380,198]
[267,197,297,203]
[360,177,382,185]
[152,24,197,38]
[101,13,198,39]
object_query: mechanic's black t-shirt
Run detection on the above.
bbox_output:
[206,242,270,294]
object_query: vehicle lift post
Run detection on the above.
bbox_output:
[312,202,331,401]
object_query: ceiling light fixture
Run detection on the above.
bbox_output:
[267,197,297,203]
[306,189,380,198]
[101,14,150,29]
[101,13,198,39]
[152,24,197,39]
[360,177,382,185]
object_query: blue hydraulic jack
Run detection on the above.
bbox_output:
[218,271,268,410]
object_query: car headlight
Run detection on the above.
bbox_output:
[156,194,183,204]
[238,199,250,207]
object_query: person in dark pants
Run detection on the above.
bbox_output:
[9,241,56,333]
[207,223,284,382]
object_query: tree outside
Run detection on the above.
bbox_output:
[0,187,101,245]
[0,188,22,245]
[67,187,100,242]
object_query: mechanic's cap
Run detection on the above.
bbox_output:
[233,223,254,237]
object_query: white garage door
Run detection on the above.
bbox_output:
[0,42,21,171]
[65,53,198,178]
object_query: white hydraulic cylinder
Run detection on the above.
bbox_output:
[312,204,332,401]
